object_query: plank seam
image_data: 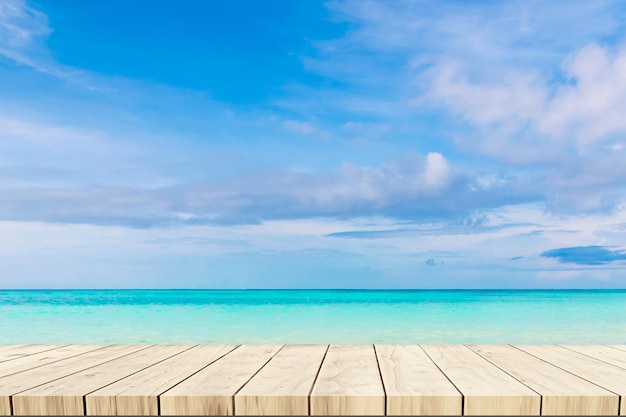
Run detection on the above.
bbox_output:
[308,344,330,416]
[162,344,241,391]
[10,345,154,396]
[511,345,624,397]
[231,345,286,416]
[80,345,200,415]
[0,344,71,364]
[81,344,199,398]
[0,345,111,379]
[604,345,626,353]
[372,345,387,416]
[155,343,242,414]
[418,345,465,416]
[465,344,544,413]
[560,345,626,371]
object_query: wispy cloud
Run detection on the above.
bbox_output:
[283,120,315,135]
[0,0,85,81]
[0,0,50,66]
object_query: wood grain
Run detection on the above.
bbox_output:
[310,345,385,416]
[564,345,626,369]
[159,344,282,416]
[606,345,626,352]
[515,344,626,415]
[469,344,618,416]
[376,345,462,416]
[235,344,328,416]
[0,344,146,416]
[0,345,102,378]
[12,345,188,416]
[422,344,540,416]
[86,344,237,416]
[2,344,626,417]
[0,345,66,363]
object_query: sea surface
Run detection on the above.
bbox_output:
[1,289,625,344]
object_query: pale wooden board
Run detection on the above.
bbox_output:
[515,344,626,415]
[86,344,237,416]
[0,345,26,358]
[469,344,618,416]
[160,344,283,416]
[0,345,148,416]
[421,344,540,416]
[0,345,66,363]
[235,344,328,416]
[13,345,191,416]
[607,345,626,352]
[310,345,385,416]
[0,345,104,379]
[564,345,626,369]
[375,345,462,416]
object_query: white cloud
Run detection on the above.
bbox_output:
[429,44,626,151]
[0,150,473,226]
[423,152,451,189]
[540,44,626,143]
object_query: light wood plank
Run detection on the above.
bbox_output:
[0,344,146,416]
[516,344,626,415]
[160,344,282,416]
[0,346,144,416]
[13,345,191,416]
[376,345,462,416]
[0,345,26,358]
[564,345,626,369]
[0,345,66,363]
[0,345,104,378]
[86,344,237,416]
[310,345,385,416]
[469,345,618,416]
[235,344,328,416]
[606,345,626,352]
[421,345,539,416]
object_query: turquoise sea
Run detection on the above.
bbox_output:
[1,290,625,344]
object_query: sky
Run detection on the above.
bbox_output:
[2,0,626,288]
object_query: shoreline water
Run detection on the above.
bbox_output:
[2,289,625,345]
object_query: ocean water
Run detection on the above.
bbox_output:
[1,289,625,344]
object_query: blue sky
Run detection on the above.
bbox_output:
[2,0,626,288]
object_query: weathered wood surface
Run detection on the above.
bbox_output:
[0,345,148,416]
[159,344,282,416]
[0,345,102,379]
[421,344,540,416]
[13,345,188,416]
[87,344,237,416]
[0,346,66,363]
[1,344,625,416]
[469,344,618,416]
[564,344,626,369]
[515,345,626,415]
[236,344,328,416]
[310,345,385,416]
[375,345,462,416]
